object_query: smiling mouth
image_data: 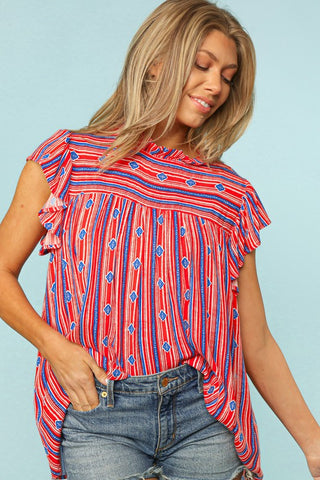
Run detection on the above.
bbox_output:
[190,96,213,113]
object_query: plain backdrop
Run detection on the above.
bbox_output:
[0,0,319,478]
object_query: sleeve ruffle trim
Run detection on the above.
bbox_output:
[228,184,271,279]
[38,194,67,255]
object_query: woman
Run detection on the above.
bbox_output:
[0,1,319,479]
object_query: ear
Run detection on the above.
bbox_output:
[148,60,163,80]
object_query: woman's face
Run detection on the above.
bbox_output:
[174,29,238,137]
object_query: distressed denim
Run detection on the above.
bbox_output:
[61,364,253,480]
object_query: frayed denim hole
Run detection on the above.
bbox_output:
[120,465,170,480]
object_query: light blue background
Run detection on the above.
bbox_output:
[0,0,319,478]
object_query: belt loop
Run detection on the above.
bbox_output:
[106,379,115,408]
[197,371,203,394]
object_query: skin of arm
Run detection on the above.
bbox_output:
[238,251,320,479]
[0,161,107,411]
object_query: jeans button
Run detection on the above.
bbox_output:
[161,377,169,387]
[101,391,108,398]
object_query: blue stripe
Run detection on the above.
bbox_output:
[136,152,248,187]
[138,279,147,375]
[212,244,221,364]
[79,195,105,345]
[151,209,160,372]
[168,290,184,361]
[93,194,111,350]
[188,253,196,354]
[70,179,237,225]
[72,168,240,211]
[67,196,81,315]
[119,202,135,368]
[195,218,206,355]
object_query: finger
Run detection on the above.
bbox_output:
[86,357,108,385]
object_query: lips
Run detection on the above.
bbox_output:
[189,95,214,113]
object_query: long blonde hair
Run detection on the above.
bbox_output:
[77,0,256,166]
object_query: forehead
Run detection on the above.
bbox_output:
[199,30,238,65]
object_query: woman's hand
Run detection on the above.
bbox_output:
[44,335,108,411]
[304,433,320,479]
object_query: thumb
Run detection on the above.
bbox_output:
[90,362,108,385]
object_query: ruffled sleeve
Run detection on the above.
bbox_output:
[228,182,271,279]
[26,129,72,255]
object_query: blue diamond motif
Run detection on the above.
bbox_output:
[130,291,138,302]
[36,357,41,366]
[70,322,76,330]
[42,154,50,159]
[184,290,191,301]
[207,312,210,319]
[201,218,205,225]
[233,308,239,319]
[180,227,186,237]
[60,167,65,177]
[62,259,67,271]
[233,340,238,349]
[104,304,112,315]
[239,433,244,442]
[103,336,108,347]
[219,244,222,252]
[86,199,94,209]
[158,215,164,225]
[207,246,212,255]
[162,342,171,352]
[186,179,196,187]
[71,151,79,160]
[156,245,164,257]
[158,278,164,289]
[128,355,135,365]
[159,310,167,321]
[128,324,135,334]
[78,261,85,273]
[208,386,215,394]
[182,320,189,330]
[136,227,144,237]
[51,282,56,293]
[113,369,121,378]
[129,161,139,170]
[113,209,120,218]
[216,183,225,191]
[79,229,87,240]
[109,239,117,250]
[229,401,236,411]
[65,291,72,302]
[106,272,114,283]
[49,253,54,263]
[157,173,168,182]
[207,278,212,287]
[44,222,53,230]
[133,258,141,270]
[181,257,189,268]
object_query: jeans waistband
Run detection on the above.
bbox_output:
[95,364,203,408]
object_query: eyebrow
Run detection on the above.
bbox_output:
[198,49,238,70]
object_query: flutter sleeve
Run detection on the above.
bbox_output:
[228,181,271,278]
[26,129,72,255]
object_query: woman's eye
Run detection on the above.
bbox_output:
[222,76,234,87]
[195,63,209,71]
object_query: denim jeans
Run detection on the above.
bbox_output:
[61,364,250,480]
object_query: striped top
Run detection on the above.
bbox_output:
[28,129,270,479]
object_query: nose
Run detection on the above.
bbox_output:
[205,71,222,96]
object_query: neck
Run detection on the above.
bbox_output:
[152,123,194,156]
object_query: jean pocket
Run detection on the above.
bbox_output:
[68,399,102,415]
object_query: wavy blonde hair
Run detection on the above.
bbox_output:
[77,0,256,166]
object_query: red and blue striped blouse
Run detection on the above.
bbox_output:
[27,129,270,479]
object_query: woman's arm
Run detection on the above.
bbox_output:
[0,161,107,410]
[238,251,320,479]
